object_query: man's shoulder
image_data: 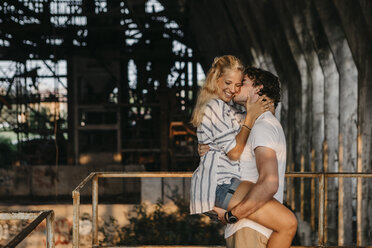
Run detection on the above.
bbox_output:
[253,112,281,132]
[249,112,285,147]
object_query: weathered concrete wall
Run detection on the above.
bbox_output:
[0,165,141,203]
[0,165,191,205]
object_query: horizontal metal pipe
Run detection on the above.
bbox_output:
[286,174,319,178]
[324,173,372,178]
[73,172,372,184]
[72,172,96,193]
[72,172,372,194]
[97,172,193,178]
[0,211,43,220]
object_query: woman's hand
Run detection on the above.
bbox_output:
[245,95,274,121]
[198,144,210,157]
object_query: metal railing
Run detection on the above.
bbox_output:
[72,172,372,248]
[0,210,55,248]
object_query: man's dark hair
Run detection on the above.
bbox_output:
[244,67,281,108]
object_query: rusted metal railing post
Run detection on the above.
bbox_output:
[318,174,325,246]
[72,191,80,248]
[46,211,55,248]
[338,175,344,245]
[311,151,316,231]
[357,176,362,246]
[72,172,96,248]
[323,141,329,244]
[300,155,305,220]
[357,134,363,246]
[92,175,99,246]
[310,176,315,231]
[338,135,344,245]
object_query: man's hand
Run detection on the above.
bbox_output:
[212,206,227,224]
[198,143,210,156]
[245,95,274,120]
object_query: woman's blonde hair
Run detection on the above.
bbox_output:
[190,55,244,127]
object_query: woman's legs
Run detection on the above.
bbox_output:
[225,181,297,248]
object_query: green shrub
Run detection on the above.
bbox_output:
[0,136,16,167]
[117,196,225,245]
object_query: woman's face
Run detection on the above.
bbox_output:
[216,69,243,102]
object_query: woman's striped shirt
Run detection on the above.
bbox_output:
[190,98,243,214]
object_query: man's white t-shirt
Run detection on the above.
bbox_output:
[224,111,287,239]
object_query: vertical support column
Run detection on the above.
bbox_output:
[160,87,169,171]
[92,175,99,246]
[46,211,55,248]
[67,57,75,164]
[73,58,80,165]
[117,61,123,161]
[120,59,129,161]
[117,106,122,159]
[72,191,80,248]
[191,60,198,107]
[332,1,368,244]
[314,0,359,244]
[302,2,341,242]
[273,1,312,218]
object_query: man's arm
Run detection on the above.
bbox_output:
[231,146,279,219]
[227,96,273,161]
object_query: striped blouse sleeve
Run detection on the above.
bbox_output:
[201,99,238,154]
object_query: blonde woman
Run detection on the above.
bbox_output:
[190,55,267,214]
[190,56,297,248]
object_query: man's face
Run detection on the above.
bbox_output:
[233,75,262,105]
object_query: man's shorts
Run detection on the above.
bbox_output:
[226,227,268,248]
[215,178,241,209]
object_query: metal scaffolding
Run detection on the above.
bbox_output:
[0,0,202,169]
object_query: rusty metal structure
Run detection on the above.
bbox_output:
[1,0,372,246]
[0,0,201,168]
[0,210,55,247]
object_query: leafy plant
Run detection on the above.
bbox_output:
[0,136,16,167]
[117,196,225,245]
